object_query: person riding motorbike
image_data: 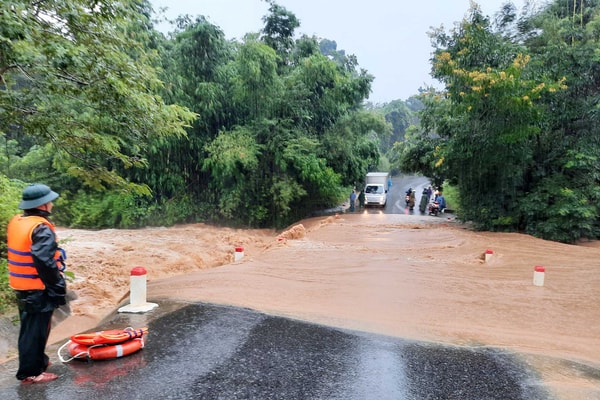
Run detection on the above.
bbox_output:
[408,190,416,211]
[405,188,412,206]
[437,193,446,211]
[429,191,446,216]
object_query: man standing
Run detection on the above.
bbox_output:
[349,189,357,212]
[7,183,66,384]
[419,187,429,213]
[358,189,365,209]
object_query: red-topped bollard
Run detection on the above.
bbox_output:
[484,249,494,263]
[118,266,158,313]
[234,246,244,262]
[533,266,545,287]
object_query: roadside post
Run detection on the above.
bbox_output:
[533,266,545,287]
[234,246,244,262]
[118,266,159,313]
[484,249,494,263]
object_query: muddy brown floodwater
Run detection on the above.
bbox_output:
[4,212,600,398]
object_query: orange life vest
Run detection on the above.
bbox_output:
[6,215,60,291]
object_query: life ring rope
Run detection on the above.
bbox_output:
[58,340,88,363]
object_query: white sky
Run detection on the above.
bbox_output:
[151,0,531,104]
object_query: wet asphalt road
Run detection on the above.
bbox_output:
[0,301,550,399]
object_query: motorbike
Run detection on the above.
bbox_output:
[428,201,441,216]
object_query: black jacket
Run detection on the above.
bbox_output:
[16,210,67,313]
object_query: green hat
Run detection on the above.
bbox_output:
[19,183,59,210]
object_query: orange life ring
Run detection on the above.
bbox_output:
[67,337,144,360]
[71,327,148,346]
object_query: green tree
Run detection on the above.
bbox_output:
[0,0,194,193]
[261,0,300,68]
[515,0,600,241]
[232,39,281,121]
[420,0,599,242]
[393,124,442,185]
[380,100,417,151]
[131,15,232,208]
[321,111,388,185]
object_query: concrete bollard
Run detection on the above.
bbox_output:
[484,249,494,263]
[234,246,244,262]
[533,265,545,287]
[118,266,158,313]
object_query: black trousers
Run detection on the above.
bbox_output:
[16,309,53,380]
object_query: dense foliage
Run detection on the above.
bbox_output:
[399,0,600,243]
[0,0,195,191]
[118,2,387,228]
[0,177,23,312]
